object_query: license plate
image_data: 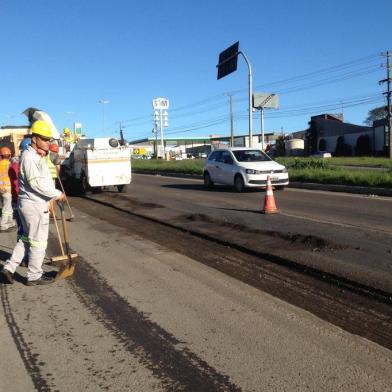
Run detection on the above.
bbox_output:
[271,177,279,181]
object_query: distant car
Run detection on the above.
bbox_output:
[203,148,289,192]
[311,151,332,158]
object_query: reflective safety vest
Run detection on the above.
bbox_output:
[0,159,11,192]
[47,154,58,179]
[63,134,74,143]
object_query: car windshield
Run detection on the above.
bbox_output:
[232,149,272,162]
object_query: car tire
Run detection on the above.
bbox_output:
[234,175,245,192]
[204,172,214,188]
[275,185,285,191]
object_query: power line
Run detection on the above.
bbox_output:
[117,53,381,127]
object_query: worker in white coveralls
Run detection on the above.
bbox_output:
[0,146,16,232]
[0,120,66,286]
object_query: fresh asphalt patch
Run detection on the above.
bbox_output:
[73,195,392,351]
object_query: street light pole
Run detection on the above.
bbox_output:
[238,51,253,147]
[98,99,109,134]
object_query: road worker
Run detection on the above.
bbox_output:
[0,146,16,232]
[48,143,61,183]
[62,128,74,153]
[9,138,31,229]
[9,138,31,207]
[48,143,62,216]
[1,121,66,286]
[9,138,31,267]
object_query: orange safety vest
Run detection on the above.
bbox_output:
[0,159,11,192]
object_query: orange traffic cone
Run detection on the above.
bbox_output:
[262,176,278,214]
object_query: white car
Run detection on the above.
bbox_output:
[310,151,332,158]
[203,148,289,192]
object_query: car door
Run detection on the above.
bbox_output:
[218,151,235,184]
[205,151,222,182]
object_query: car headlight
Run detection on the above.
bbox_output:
[246,169,260,174]
[282,167,288,173]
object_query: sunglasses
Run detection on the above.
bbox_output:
[37,135,52,142]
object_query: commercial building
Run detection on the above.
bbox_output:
[304,114,387,156]
[129,131,282,159]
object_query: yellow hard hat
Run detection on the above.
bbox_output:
[63,128,71,134]
[31,120,52,139]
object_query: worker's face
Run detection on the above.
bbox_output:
[35,135,51,152]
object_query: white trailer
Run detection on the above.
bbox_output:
[61,137,132,194]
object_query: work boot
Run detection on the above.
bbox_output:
[1,269,14,284]
[26,274,54,286]
[0,226,16,232]
[20,259,29,268]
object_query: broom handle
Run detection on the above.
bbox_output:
[56,167,75,219]
[58,202,71,257]
[51,202,65,256]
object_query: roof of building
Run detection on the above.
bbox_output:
[129,132,277,145]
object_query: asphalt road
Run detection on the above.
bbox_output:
[1,197,392,391]
[107,174,392,292]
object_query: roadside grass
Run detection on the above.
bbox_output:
[276,156,392,169]
[132,158,204,175]
[132,158,392,188]
[289,167,392,188]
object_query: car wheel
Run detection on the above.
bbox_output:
[234,175,245,192]
[204,172,214,188]
[275,185,285,191]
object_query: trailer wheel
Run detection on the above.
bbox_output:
[117,184,127,193]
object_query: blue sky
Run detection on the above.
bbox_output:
[1,0,391,141]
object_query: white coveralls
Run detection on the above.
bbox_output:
[3,146,62,281]
[0,193,13,230]
[0,159,14,230]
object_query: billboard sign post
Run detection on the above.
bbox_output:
[152,98,169,158]
[253,93,279,150]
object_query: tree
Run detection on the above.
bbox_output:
[364,105,391,126]
[275,135,286,156]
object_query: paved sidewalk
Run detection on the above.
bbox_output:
[0,231,36,392]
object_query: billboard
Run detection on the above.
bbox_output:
[253,93,279,109]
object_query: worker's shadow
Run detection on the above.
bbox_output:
[0,249,25,284]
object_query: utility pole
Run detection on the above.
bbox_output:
[224,93,234,147]
[118,121,125,145]
[380,51,392,158]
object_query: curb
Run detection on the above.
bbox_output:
[133,170,392,197]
